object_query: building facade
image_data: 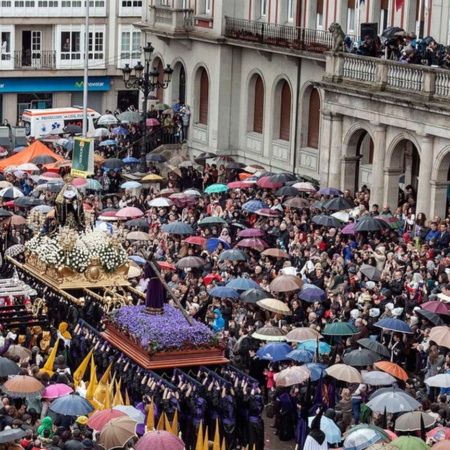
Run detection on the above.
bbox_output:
[139,0,450,217]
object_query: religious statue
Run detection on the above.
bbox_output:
[144,252,165,315]
[54,175,85,231]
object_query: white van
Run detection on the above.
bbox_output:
[22,107,100,138]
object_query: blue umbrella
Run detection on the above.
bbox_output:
[130,255,146,265]
[307,415,341,444]
[95,221,113,234]
[219,249,249,261]
[122,157,140,164]
[298,284,328,303]
[161,222,194,235]
[209,286,239,299]
[317,187,343,196]
[13,146,25,153]
[112,126,129,135]
[374,318,413,334]
[256,342,293,362]
[121,181,142,189]
[226,278,260,291]
[303,363,327,382]
[298,340,331,354]
[49,394,95,416]
[242,200,269,213]
[99,139,118,147]
[206,238,230,253]
[286,349,314,363]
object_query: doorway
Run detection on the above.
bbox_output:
[117,90,139,114]
[21,30,41,67]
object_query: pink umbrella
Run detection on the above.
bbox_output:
[237,237,269,248]
[72,178,88,187]
[255,208,282,217]
[169,193,197,208]
[40,172,62,180]
[422,301,450,315]
[146,118,160,127]
[136,430,184,450]
[227,181,249,189]
[341,223,356,234]
[42,383,73,399]
[238,228,265,238]
[116,207,145,218]
[87,409,127,431]
[256,176,283,189]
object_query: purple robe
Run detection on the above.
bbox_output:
[144,264,165,314]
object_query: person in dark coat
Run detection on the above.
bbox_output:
[144,258,165,315]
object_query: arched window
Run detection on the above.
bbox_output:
[199,68,209,125]
[279,81,291,141]
[307,88,320,149]
[154,59,164,104]
[253,75,264,133]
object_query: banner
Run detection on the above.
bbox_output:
[71,138,94,178]
[396,0,405,10]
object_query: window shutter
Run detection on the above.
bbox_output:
[317,0,323,14]
[307,88,320,149]
[157,60,164,104]
[253,76,264,134]
[279,81,291,141]
[380,0,389,9]
[199,68,209,125]
[348,0,356,9]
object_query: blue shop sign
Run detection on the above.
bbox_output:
[0,77,110,93]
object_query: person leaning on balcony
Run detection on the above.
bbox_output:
[357,35,377,57]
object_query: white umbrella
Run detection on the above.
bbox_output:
[113,405,145,424]
[425,373,450,388]
[97,114,118,125]
[343,429,381,450]
[0,187,24,198]
[148,197,173,208]
[18,163,39,171]
[183,189,202,197]
[94,128,110,137]
[362,371,396,386]
[332,211,350,222]
[366,390,421,413]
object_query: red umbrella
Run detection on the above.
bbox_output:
[158,261,176,271]
[255,208,282,217]
[83,203,93,210]
[99,210,117,217]
[227,181,249,189]
[422,301,450,315]
[184,236,207,246]
[238,228,265,238]
[136,430,184,450]
[3,201,15,207]
[87,409,127,431]
[204,273,223,285]
[256,176,283,189]
[237,237,269,248]
[72,178,88,187]
[40,172,61,180]
[116,207,145,218]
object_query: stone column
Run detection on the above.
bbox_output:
[430,181,449,219]
[416,134,434,217]
[371,124,387,208]
[329,113,343,189]
[383,168,402,213]
[319,110,332,188]
[341,155,361,195]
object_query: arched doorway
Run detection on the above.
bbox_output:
[247,72,265,134]
[151,57,164,104]
[171,62,186,105]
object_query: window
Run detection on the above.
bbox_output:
[199,68,209,125]
[347,0,356,33]
[205,0,211,14]
[61,31,81,59]
[316,0,323,29]
[279,81,291,141]
[121,0,141,5]
[261,0,267,17]
[307,88,320,149]
[89,31,104,60]
[287,0,294,22]
[1,31,11,60]
[253,76,264,134]
[1,1,11,5]
[14,1,24,5]
[120,27,141,66]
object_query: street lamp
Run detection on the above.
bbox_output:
[122,43,173,173]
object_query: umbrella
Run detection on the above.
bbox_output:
[64,124,82,133]
[116,207,144,218]
[257,298,292,316]
[204,183,229,194]
[275,186,300,196]
[203,273,223,285]
[146,118,160,126]
[154,103,171,111]
[85,179,102,190]
[225,161,245,170]
[175,256,206,269]
[297,340,331,354]
[161,222,194,235]
[274,366,311,386]
[392,436,429,450]
[146,154,167,163]
[354,217,390,232]
[42,383,74,399]
[421,301,450,315]
[135,430,185,450]
[0,208,13,219]
[184,236,207,245]
[332,211,350,222]
[362,371,396,386]
[325,364,363,383]
[178,160,195,168]
[111,126,129,135]
[226,278,260,291]
[373,361,408,381]
[425,373,450,388]
[255,208,282,217]
[238,229,265,238]
[269,173,296,184]
[242,200,269,212]
[169,193,197,208]
[103,158,125,169]
[219,249,249,261]
[166,164,182,177]
[14,197,44,208]
[304,363,327,382]
[0,429,26,444]
[6,214,27,226]
[127,231,151,241]
[343,429,381,450]
[237,237,268,248]
[286,327,322,343]
[0,147,8,157]
[286,349,314,363]
[360,264,382,281]
[130,255,146,265]
[345,424,392,442]
[87,409,127,431]
[318,187,343,195]
[0,357,19,377]
[415,309,445,326]
[118,111,142,122]
[253,326,287,342]
[2,375,45,398]
[342,223,356,234]
[148,198,174,208]
[13,170,25,178]
[343,348,380,367]
[18,163,39,171]
[49,394,95,416]
[113,405,145,423]
[256,176,283,189]
[13,146,25,152]
[322,322,359,336]
[98,114,118,125]
[269,274,303,292]
[30,205,52,214]
[298,284,327,302]
[283,197,310,208]
[99,140,118,147]
[239,289,269,304]
[374,318,413,334]
[122,157,140,165]
[261,248,290,259]
[367,390,421,413]
[323,197,355,211]
[206,238,230,253]
[292,181,316,191]
[5,346,32,359]
[227,181,249,189]
[194,151,215,161]
[4,244,24,258]
[72,177,88,188]
[430,326,450,348]
[312,214,342,228]
[395,412,435,432]
[208,286,239,299]
[0,187,24,199]
[198,216,228,227]
[98,416,137,450]
[426,427,450,442]
[158,188,179,197]
[309,416,342,444]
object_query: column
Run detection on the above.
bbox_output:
[383,168,402,213]
[329,113,343,189]
[341,155,360,195]
[371,124,387,208]
[416,134,434,216]
[430,181,449,219]
[319,110,332,188]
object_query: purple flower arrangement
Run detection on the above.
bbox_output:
[109,305,217,353]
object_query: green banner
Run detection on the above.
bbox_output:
[71,138,94,178]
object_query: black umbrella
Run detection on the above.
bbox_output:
[161,222,194,235]
[45,183,64,193]
[146,153,167,163]
[176,256,207,269]
[219,249,249,261]
[357,338,391,358]
[322,197,355,211]
[312,214,341,228]
[240,289,269,304]
[360,264,382,281]
[312,201,324,209]
[14,197,45,208]
[342,348,381,367]
[257,172,275,179]
[63,124,82,134]
[195,152,215,160]
[225,162,246,170]
[275,186,300,197]
[381,26,404,40]
[125,219,149,229]
[103,158,125,169]
[354,216,390,232]
[0,209,12,218]
[0,428,26,444]
[415,309,445,326]
[31,155,57,165]
[269,173,296,183]
[230,222,248,230]
[0,357,20,377]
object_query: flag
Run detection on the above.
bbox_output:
[94,362,112,409]
[40,338,59,376]
[195,422,204,450]
[171,409,178,436]
[85,355,98,403]
[396,0,405,10]
[71,137,94,178]
[73,348,93,390]
[213,418,220,450]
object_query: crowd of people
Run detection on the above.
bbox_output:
[0,137,449,450]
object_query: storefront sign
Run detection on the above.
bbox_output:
[0,77,110,93]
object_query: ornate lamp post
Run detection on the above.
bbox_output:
[122,43,173,174]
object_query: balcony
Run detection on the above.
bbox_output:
[14,50,56,69]
[324,52,450,100]
[146,6,194,34]
[224,17,333,53]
